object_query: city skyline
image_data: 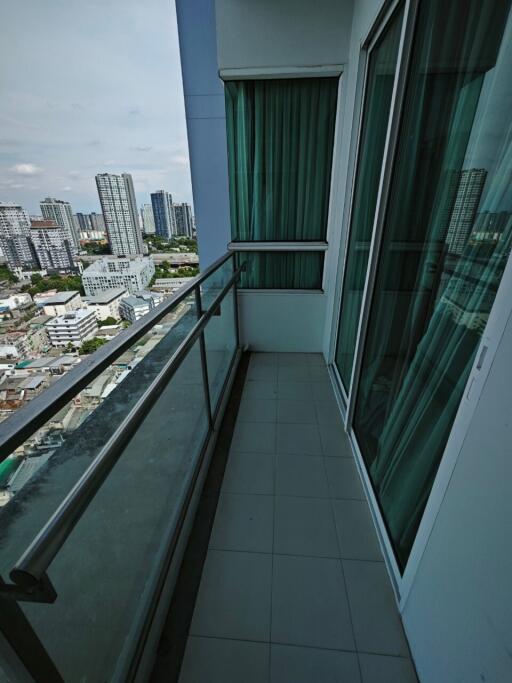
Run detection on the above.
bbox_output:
[0,0,193,214]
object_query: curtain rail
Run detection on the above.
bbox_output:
[228,241,328,252]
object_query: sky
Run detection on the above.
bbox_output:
[0,0,192,215]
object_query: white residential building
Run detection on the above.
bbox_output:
[0,202,38,271]
[46,309,98,348]
[83,287,127,321]
[36,291,82,317]
[140,203,156,235]
[0,293,32,311]
[82,257,154,296]
[172,202,194,237]
[95,173,143,256]
[119,291,164,323]
[30,219,75,271]
[40,197,79,253]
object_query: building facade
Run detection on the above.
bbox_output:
[37,291,82,317]
[95,173,143,256]
[30,219,75,271]
[119,291,164,323]
[83,287,127,321]
[172,202,193,237]
[81,257,155,295]
[140,203,156,235]
[40,198,79,254]
[46,309,98,348]
[0,202,38,271]
[150,190,175,239]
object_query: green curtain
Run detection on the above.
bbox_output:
[353,0,512,568]
[239,252,324,289]
[335,5,404,390]
[225,78,338,243]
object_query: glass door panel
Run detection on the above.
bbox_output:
[335,5,404,391]
[354,0,512,569]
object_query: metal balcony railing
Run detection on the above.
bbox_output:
[0,252,244,683]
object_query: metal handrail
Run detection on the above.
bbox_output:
[0,251,233,459]
[9,262,244,590]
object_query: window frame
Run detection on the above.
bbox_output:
[221,69,343,291]
[330,0,512,609]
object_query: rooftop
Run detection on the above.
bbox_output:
[46,309,95,326]
[38,291,80,305]
[83,287,127,304]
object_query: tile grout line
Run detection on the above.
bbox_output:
[320,429,365,683]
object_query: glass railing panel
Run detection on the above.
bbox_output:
[0,292,197,576]
[0,294,197,512]
[204,286,237,412]
[18,338,209,682]
[200,258,237,411]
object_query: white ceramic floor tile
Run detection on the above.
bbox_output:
[191,550,272,642]
[243,381,278,401]
[277,399,318,424]
[275,454,329,498]
[332,500,383,561]
[359,654,418,683]
[210,493,274,553]
[325,458,366,500]
[274,496,339,557]
[277,423,322,456]
[320,423,353,458]
[231,421,276,453]
[343,560,409,657]
[270,644,360,683]
[222,452,275,495]
[238,397,278,423]
[276,381,316,402]
[271,554,355,651]
[180,637,270,683]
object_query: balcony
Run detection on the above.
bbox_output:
[0,253,416,682]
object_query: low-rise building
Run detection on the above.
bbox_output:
[0,331,30,358]
[36,290,82,317]
[152,277,194,293]
[83,287,127,321]
[46,309,98,348]
[119,291,164,323]
[0,293,33,312]
[82,257,154,296]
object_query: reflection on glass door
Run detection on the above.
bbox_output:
[335,5,404,392]
[353,0,512,569]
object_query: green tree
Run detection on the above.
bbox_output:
[97,316,118,327]
[79,337,107,355]
[0,265,18,283]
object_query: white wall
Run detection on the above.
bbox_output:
[401,308,512,683]
[175,0,231,268]
[216,0,354,71]
[238,291,326,352]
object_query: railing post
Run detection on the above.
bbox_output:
[232,253,241,349]
[0,579,64,682]
[195,285,213,429]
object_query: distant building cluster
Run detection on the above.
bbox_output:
[150,190,194,239]
[0,173,195,276]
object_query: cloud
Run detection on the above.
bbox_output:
[11,163,43,175]
[131,145,152,152]
[61,186,72,191]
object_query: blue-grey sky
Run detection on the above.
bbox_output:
[0,0,192,215]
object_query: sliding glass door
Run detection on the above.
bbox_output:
[336,0,512,570]
[335,4,404,391]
